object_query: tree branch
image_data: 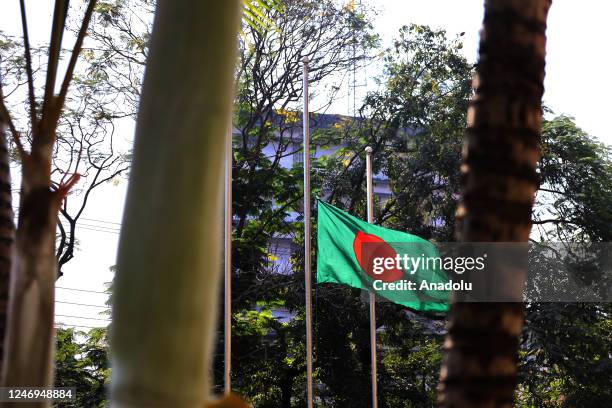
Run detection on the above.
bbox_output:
[57,0,98,109]
[42,0,69,120]
[19,0,38,126]
[0,91,25,157]
[531,218,573,225]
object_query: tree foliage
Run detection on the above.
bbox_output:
[0,29,129,275]
[54,328,109,408]
[535,115,612,242]
[517,115,612,407]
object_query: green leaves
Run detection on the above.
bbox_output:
[95,1,120,15]
[242,0,282,34]
[54,328,110,407]
[536,115,612,242]
[318,24,472,241]
[520,303,612,407]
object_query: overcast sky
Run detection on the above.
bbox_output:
[0,1,610,328]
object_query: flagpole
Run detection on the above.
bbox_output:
[224,123,233,395]
[302,56,314,408]
[365,146,378,408]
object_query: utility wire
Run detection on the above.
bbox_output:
[80,217,121,226]
[11,205,122,226]
[56,300,110,309]
[56,314,110,322]
[55,323,107,330]
[72,222,120,231]
[58,221,120,234]
[56,286,107,294]
[12,206,122,233]
[64,226,119,235]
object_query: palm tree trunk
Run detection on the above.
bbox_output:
[0,113,15,378]
[110,1,242,407]
[438,0,551,407]
[1,140,65,403]
[0,79,62,399]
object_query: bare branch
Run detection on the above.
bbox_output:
[42,0,69,119]
[532,218,573,225]
[19,0,38,127]
[0,95,25,158]
[57,0,98,109]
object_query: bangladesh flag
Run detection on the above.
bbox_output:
[316,200,449,313]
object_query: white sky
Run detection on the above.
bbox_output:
[0,1,610,328]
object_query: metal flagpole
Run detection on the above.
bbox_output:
[365,146,378,408]
[302,56,314,408]
[224,123,233,395]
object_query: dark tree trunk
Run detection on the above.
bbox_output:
[279,369,296,408]
[0,111,15,377]
[438,0,551,407]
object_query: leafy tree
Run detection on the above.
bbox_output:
[316,24,471,241]
[229,305,304,407]
[380,320,444,408]
[296,24,471,407]
[214,0,379,403]
[534,115,612,242]
[54,328,109,408]
[518,303,612,407]
[83,0,282,117]
[312,20,610,408]
[517,115,612,407]
[0,30,130,277]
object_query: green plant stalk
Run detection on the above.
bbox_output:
[110,1,242,406]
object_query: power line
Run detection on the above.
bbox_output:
[80,217,122,226]
[56,286,107,294]
[56,314,110,322]
[66,225,120,235]
[78,227,119,235]
[13,206,123,233]
[55,323,107,330]
[58,221,120,234]
[74,222,120,231]
[12,205,122,227]
[56,300,110,309]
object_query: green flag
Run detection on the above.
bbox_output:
[316,200,449,313]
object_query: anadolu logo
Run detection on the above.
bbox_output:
[352,231,403,283]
